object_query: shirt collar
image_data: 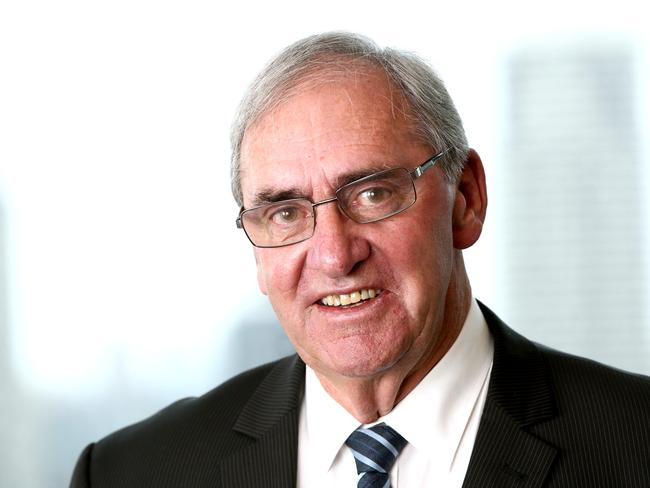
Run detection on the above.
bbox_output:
[303,365,362,474]
[302,298,494,474]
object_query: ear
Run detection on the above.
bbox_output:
[254,249,268,295]
[452,149,488,249]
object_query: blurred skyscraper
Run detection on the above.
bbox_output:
[499,40,649,374]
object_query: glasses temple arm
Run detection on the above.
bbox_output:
[411,147,454,179]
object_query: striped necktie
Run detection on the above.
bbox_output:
[345,422,407,488]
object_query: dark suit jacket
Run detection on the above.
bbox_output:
[70,304,650,487]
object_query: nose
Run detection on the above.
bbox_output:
[305,202,370,278]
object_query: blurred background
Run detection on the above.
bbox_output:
[1,0,649,485]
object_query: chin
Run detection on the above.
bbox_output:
[324,346,405,379]
[301,324,414,379]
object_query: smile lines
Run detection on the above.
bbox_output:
[319,289,382,307]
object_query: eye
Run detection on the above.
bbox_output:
[268,204,306,225]
[357,186,393,206]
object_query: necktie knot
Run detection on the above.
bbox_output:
[345,422,407,487]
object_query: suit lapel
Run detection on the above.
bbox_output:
[221,355,305,488]
[463,303,558,488]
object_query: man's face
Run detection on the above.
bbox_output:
[239,70,462,382]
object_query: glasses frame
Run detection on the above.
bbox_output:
[236,148,451,248]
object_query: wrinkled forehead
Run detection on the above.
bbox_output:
[239,67,419,203]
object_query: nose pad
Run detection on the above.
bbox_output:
[306,202,370,277]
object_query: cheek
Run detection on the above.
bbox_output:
[394,213,453,269]
[257,248,305,297]
[390,214,454,312]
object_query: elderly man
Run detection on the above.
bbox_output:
[71,32,650,487]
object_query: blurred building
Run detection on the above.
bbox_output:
[499,40,649,374]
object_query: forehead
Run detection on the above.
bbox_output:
[239,69,425,205]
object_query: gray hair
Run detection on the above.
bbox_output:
[230,31,469,206]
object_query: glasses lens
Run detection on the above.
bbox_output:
[337,168,416,223]
[241,199,315,247]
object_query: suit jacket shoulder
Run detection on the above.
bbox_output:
[464,303,650,488]
[534,343,650,486]
[70,355,305,488]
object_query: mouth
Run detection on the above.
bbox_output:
[318,288,382,308]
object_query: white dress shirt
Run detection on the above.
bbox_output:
[296,299,494,487]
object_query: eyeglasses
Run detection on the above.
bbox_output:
[236,149,450,248]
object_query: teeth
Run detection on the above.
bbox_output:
[319,289,382,307]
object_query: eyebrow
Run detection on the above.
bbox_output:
[251,188,306,207]
[250,162,395,207]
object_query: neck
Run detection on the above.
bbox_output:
[315,253,473,424]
